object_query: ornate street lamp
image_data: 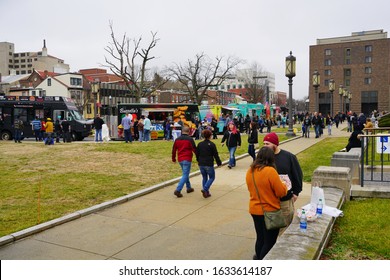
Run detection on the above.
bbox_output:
[348,92,352,112]
[328,79,335,117]
[343,89,348,113]
[285,51,296,137]
[338,85,344,113]
[312,70,320,112]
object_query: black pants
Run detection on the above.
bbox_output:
[251,214,280,260]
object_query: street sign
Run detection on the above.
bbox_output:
[376,135,390,154]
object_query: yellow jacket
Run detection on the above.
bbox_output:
[45,121,54,133]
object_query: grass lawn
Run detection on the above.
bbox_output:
[321,198,390,260]
[296,137,346,182]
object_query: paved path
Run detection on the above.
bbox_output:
[0,123,351,260]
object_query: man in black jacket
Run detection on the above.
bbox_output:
[196,129,222,198]
[263,132,303,232]
[93,114,104,143]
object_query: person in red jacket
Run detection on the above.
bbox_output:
[172,126,197,198]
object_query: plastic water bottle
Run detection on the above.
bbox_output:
[316,198,323,218]
[300,210,307,233]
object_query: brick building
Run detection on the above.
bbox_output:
[309,30,390,116]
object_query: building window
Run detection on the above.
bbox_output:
[345,79,350,86]
[220,85,225,90]
[14,60,19,63]
[365,56,372,63]
[365,67,372,74]
[325,49,332,56]
[364,77,372,85]
[345,58,351,65]
[344,69,351,76]
[70,77,82,86]
[345,48,351,56]
[86,104,91,114]
[325,59,331,66]
[324,69,331,76]
[365,45,372,52]
[324,79,329,87]
[47,78,52,86]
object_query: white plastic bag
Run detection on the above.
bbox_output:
[311,184,326,208]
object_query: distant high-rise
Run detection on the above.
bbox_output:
[309,30,390,115]
[0,40,69,76]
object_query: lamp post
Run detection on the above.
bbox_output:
[343,89,348,113]
[338,85,344,113]
[348,92,352,112]
[312,70,320,113]
[108,95,112,137]
[328,79,335,117]
[285,51,296,137]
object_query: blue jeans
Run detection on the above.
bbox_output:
[34,129,41,141]
[139,130,143,142]
[95,129,102,142]
[124,129,132,143]
[199,165,215,192]
[314,125,320,138]
[228,146,237,167]
[14,129,22,142]
[143,129,150,141]
[176,160,192,192]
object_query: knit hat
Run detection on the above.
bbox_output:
[263,132,279,146]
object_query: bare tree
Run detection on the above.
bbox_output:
[104,22,169,102]
[167,53,242,105]
[237,62,267,103]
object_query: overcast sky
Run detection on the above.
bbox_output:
[1,0,390,100]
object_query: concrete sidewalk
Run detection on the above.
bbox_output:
[0,123,350,260]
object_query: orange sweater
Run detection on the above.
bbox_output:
[246,166,288,215]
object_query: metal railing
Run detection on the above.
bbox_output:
[360,128,390,187]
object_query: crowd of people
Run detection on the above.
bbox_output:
[12,115,71,144]
[9,107,386,260]
[170,108,388,260]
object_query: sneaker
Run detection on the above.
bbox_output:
[174,190,183,198]
[186,188,194,193]
[228,165,232,169]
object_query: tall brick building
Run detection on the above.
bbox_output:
[309,30,390,116]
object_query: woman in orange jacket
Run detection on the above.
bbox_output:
[246,146,287,260]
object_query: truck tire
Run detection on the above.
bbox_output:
[71,131,83,141]
[1,130,12,141]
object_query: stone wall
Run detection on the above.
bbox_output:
[264,187,345,260]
